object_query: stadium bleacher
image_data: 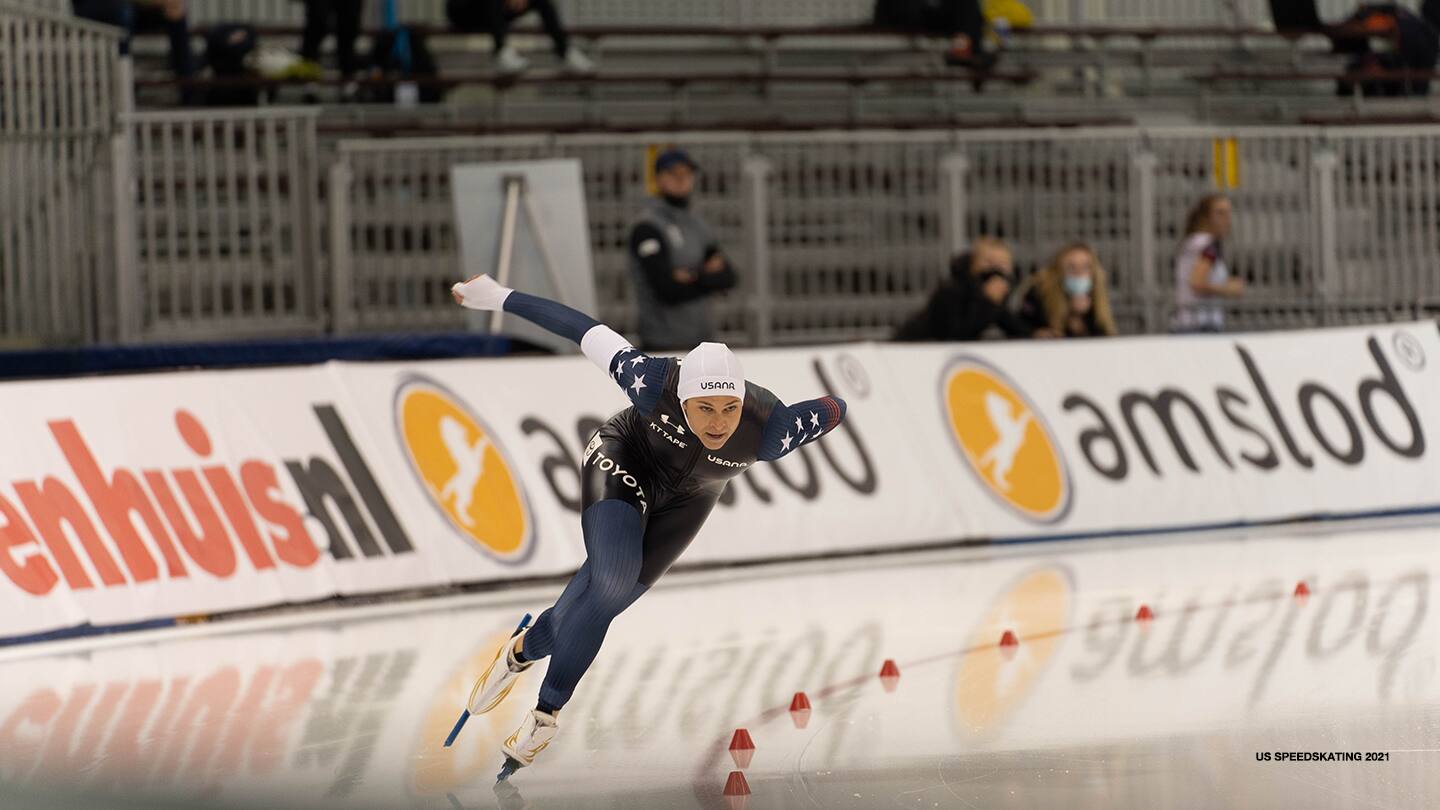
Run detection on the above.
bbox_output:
[4,0,1440,352]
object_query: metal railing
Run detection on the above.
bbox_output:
[327,126,1440,344]
[0,1,123,346]
[113,108,322,342]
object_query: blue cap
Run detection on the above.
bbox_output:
[654,148,699,174]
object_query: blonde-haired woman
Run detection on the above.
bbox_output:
[1015,242,1118,338]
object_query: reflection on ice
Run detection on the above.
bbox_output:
[0,520,1437,808]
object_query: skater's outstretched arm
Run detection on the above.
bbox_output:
[452,274,669,415]
[756,394,847,461]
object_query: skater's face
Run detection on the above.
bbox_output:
[683,395,742,449]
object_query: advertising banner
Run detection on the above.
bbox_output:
[882,323,1440,538]
[0,323,1435,640]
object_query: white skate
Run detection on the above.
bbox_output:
[499,709,559,780]
[467,625,535,715]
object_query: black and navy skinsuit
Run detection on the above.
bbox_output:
[497,290,846,709]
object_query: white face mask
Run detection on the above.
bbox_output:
[1063,276,1093,297]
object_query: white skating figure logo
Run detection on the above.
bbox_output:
[439,416,491,528]
[977,392,1031,493]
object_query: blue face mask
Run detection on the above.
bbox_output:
[1063,276,1093,297]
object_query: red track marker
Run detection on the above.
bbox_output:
[999,630,1019,648]
[729,728,755,769]
[789,692,812,728]
[1294,581,1311,598]
[1135,604,1155,621]
[879,659,901,692]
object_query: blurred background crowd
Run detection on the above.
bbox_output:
[5,0,1440,365]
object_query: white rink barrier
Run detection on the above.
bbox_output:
[0,322,1437,639]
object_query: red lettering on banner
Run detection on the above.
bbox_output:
[248,659,324,774]
[50,420,179,582]
[175,410,212,457]
[0,491,57,596]
[143,471,237,579]
[204,468,275,571]
[241,461,320,568]
[14,479,118,589]
[174,410,276,571]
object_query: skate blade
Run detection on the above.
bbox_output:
[496,755,523,782]
[447,613,533,747]
[443,709,471,748]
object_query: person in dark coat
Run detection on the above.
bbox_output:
[894,237,1030,342]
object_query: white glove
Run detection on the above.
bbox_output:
[451,274,514,311]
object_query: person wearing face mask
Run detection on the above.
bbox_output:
[448,273,846,781]
[627,148,738,351]
[1172,194,1244,334]
[1014,242,1118,338]
[894,236,1030,342]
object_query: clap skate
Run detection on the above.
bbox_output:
[497,709,558,781]
[443,613,532,748]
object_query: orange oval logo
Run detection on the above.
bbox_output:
[395,378,533,563]
[953,566,1072,737]
[942,359,1071,523]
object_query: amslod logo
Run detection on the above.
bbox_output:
[942,330,1430,523]
[393,376,535,564]
[1058,333,1425,480]
[942,357,1072,523]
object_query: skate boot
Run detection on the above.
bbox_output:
[468,624,535,715]
[498,709,558,780]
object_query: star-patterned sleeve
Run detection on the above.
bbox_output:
[604,345,672,417]
[756,396,847,461]
[498,290,671,416]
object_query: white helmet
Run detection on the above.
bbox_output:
[678,342,746,402]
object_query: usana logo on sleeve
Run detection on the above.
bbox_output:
[393,376,535,564]
[942,357,1073,524]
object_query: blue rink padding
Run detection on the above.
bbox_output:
[991,503,1440,547]
[0,618,177,648]
[0,332,519,381]
[445,612,533,748]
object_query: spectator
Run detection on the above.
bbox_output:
[1331,4,1439,97]
[1014,242,1118,338]
[293,0,364,101]
[872,0,990,68]
[446,0,595,76]
[894,237,1030,341]
[73,0,195,100]
[1172,194,1243,333]
[627,148,738,351]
